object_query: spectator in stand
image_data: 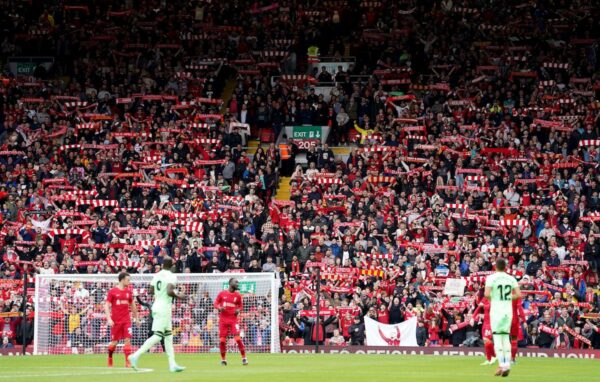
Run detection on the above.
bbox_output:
[0,0,599,352]
[317,67,334,83]
[329,329,346,346]
[537,312,557,349]
[261,256,277,273]
[348,316,365,346]
[416,320,428,347]
[1,336,14,349]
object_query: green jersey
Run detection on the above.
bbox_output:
[485,272,518,313]
[150,269,177,315]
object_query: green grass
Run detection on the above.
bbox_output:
[0,354,598,382]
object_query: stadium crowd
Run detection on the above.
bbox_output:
[1,0,600,352]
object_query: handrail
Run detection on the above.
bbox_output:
[312,56,356,63]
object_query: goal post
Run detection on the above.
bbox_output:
[33,273,280,355]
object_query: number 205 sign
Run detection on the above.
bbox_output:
[290,126,322,150]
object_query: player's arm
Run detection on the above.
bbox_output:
[512,284,521,300]
[104,299,114,326]
[484,285,492,300]
[235,293,243,316]
[105,290,114,326]
[516,298,526,321]
[214,292,224,312]
[472,303,482,319]
[130,298,139,324]
[167,283,186,300]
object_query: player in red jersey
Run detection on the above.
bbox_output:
[478,297,496,366]
[510,297,525,363]
[214,278,247,366]
[104,272,138,367]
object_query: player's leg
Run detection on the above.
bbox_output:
[232,322,247,365]
[129,313,165,370]
[108,324,120,367]
[124,338,132,368]
[219,322,229,365]
[147,320,165,352]
[510,336,518,362]
[129,332,163,370]
[500,334,512,376]
[492,334,507,376]
[509,320,519,363]
[480,326,496,366]
[491,313,511,375]
[107,340,117,367]
[481,338,496,366]
[162,313,184,372]
[164,329,185,372]
[130,333,163,364]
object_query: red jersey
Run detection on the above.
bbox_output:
[377,309,390,324]
[512,298,524,322]
[106,286,133,324]
[483,298,491,326]
[214,290,243,321]
[340,316,353,338]
[428,326,440,342]
[59,238,77,253]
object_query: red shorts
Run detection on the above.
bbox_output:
[510,317,519,338]
[111,322,132,342]
[219,320,240,338]
[482,323,492,341]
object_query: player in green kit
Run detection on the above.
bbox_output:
[484,258,521,377]
[128,257,186,373]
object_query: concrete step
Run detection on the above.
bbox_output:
[274,176,292,201]
[220,78,236,114]
[332,146,352,155]
[246,139,261,155]
[343,43,351,57]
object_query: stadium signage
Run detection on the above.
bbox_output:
[222,281,256,294]
[16,62,37,74]
[0,347,33,356]
[282,346,600,359]
[8,56,54,76]
[291,126,322,141]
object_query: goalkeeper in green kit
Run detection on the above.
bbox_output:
[484,258,521,377]
[128,257,186,372]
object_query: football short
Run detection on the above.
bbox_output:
[111,322,132,341]
[482,322,493,341]
[151,310,173,334]
[219,320,240,338]
[490,311,512,335]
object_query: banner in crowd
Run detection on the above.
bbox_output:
[364,316,418,347]
[443,278,467,296]
[281,346,600,358]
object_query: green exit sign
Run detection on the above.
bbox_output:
[222,281,256,294]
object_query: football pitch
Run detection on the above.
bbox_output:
[0,354,598,382]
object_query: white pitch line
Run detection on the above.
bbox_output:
[0,367,153,378]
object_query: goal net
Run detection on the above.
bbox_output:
[34,273,280,355]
